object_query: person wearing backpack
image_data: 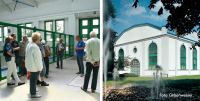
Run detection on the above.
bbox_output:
[56,39,65,69]
[4,36,25,86]
[42,40,51,78]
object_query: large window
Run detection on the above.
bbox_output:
[79,18,100,42]
[18,23,33,41]
[149,42,157,70]
[0,27,2,42]
[56,20,64,33]
[118,48,124,70]
[45,21,53,45]
[180,45,186,70]
[193,48,197,70]
[19,23,33,37]
[45,21,53,61]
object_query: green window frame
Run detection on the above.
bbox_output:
[0,26,2,42]
[149,42,157,70]
[18,23,33,37]
[193,48,197,70]
[118,48,124,70]
[44,20,54,61]
[180,45,186,70]
[79,17,100,42]
[55,19,65,33]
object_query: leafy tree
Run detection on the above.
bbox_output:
[133,0,200,36]
[103,0,116,79]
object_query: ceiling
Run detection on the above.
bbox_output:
[0,0,55,12]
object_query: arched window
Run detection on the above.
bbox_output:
[180,45,186,70]
[149,42,157,70]
[118,48,124,70]
[193,48,197,70]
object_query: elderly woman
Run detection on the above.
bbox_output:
[25,32,43,98]
[3,36,25,86]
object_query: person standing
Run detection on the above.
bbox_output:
[10,34,20,69]
[75,35,85,77]
[56,39,65,69]
[3,36,25,86]
[42,40,51,78]
[25,32,43,98]
[81,31,100,93]
[37,39,49,86]
[19,36,28,76]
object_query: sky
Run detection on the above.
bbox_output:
[110,0,170,35]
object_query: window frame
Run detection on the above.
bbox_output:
[148,42,157,70]
[180,45,186,70]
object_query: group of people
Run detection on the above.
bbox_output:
[3,31,100,98]
[75,31,100,93]
[3,33,51,98]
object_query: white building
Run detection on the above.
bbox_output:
[114,23,200,77]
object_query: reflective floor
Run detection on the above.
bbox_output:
[0,58,100,101]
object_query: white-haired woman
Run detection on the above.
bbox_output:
[25,32,43,98]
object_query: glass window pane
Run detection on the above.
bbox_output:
[45,21,53,31]
[26,23,32,27]
[56,20,64,33]
[0,28,2,37]
[82,20,88,26]
[93,28,99,34]
[93,19,99,25]
[82,29,88,34]
[47,34,53,47]
[4,27,8,37]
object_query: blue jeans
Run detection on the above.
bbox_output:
[77,57,84,74]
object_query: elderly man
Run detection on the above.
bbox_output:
[25,32,43,98]
[56,39,65,69]
[81,31,100,93]
[19,35,28,76]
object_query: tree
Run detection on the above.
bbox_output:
[133,0,200,36]
[103,0,116,79]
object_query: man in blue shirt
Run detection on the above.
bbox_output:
[75,35,85,77]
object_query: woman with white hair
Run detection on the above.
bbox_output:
[25,32,43,98]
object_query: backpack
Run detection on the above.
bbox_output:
[45,45,51,57]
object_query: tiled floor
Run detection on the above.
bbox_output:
[0,59,100,101]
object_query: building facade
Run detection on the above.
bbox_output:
[114,23,200,77]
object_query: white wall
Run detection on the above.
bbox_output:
[115,25,200,77]
[115,25,163,45]
[0,0,100,36]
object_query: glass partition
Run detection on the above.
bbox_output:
[0,21,74,80]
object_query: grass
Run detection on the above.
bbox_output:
[105,75,200,87]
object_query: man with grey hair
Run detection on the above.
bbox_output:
[19,35,28,76]
[81,31,100,93]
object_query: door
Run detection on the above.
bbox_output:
[131,59,140,76]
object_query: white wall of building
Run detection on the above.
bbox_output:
[115,25,162,45]
[115,25,200,77]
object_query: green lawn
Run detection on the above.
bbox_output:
[105,75,200,87]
